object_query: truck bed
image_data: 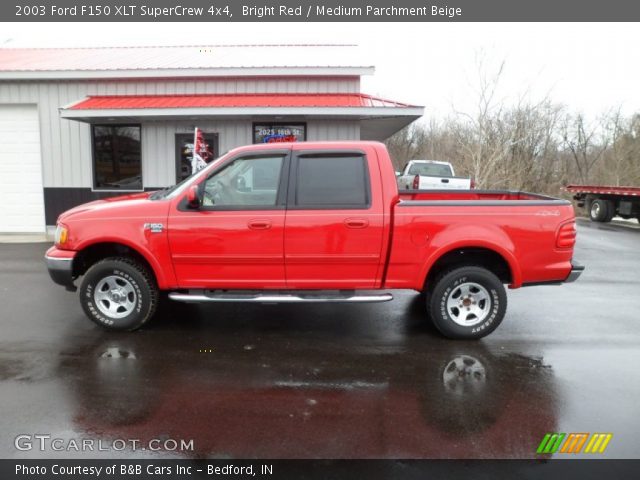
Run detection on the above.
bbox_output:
[565,184,640,222]
[386,189,576,290]
[398,189,569,205]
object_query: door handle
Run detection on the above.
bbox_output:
[441,178,449,183]
[248,219,272,230]
[344,218,369,229]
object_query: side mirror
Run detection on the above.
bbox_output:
[186,185,200,209]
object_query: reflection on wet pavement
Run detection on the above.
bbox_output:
[1,292,560,459]
[57,329,559,458]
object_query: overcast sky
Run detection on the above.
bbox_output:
[1,22,638,121]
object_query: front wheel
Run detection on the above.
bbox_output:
[79,257,159,331]
[426,266,507,339]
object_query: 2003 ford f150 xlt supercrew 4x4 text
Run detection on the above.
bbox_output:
[45,141,583,339]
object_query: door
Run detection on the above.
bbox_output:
[0,105,45,233]
[284,148,385,289]
[175,132,218,182]
[168,150,290,289]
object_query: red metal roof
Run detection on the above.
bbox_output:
[67,93,416,110]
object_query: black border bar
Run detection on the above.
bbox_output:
[4,1,640,22]
[4,459,640,480]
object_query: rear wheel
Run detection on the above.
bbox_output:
[79,257,159,331]
[426,266,507,339]
[589,198,611,222]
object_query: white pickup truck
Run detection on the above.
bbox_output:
[397,160,473,190]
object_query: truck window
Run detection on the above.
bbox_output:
[294,154,370,208]
[201,154,285,208]
[408,163,453,177]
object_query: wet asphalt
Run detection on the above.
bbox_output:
[1,217,639,460]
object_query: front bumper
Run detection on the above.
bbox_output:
[45,248,77,291]
[564,260,585,283]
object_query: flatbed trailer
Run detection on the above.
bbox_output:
[566,184,640,223]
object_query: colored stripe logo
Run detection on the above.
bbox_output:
[537,433,612,454]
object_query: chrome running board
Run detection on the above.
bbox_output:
[168,291,393,304]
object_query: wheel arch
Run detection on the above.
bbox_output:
[72,241,164,287]
[422,244,521,291]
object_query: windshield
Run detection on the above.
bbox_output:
[407,163,453,177]
[150,153,228,200]
[149,174,194,200]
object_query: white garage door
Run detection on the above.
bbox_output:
[0,104,45,233]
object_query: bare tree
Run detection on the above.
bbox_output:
[505,100,564,193]
[561,113,610,184]
[600,109,640,186]
[451,59,517,188]
[385,56,638,194]
[385,123,427,171]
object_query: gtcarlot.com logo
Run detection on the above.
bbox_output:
[14,434,194,452]
[536,432,613,454]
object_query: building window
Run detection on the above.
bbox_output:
[253,123,306,144]
[92,125,142,190]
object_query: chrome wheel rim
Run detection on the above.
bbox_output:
[94,275,137,319]
[442,355,487,395]
[591,202,600,219]
[446,282,491,327]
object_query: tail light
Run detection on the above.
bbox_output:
[470,178,476,189]
[556,221,577,248]
[412,174,420,190]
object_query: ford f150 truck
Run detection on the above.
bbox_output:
[45,141,583,339]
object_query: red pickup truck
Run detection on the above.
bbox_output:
[45,141,582,339]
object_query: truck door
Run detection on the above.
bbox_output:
[284,147,385,289]
[168,150,290,289]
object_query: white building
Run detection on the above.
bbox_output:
[0,44,423,233]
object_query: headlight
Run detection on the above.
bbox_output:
[55,224,69,246]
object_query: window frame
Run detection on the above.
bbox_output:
[178,150,292,212]
[91,123,143,192]
[287,150,372,210]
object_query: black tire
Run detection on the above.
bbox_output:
[79,257,159,331]
[603,200,616,222]
[426,266,507,340]
[589,198,610,222]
